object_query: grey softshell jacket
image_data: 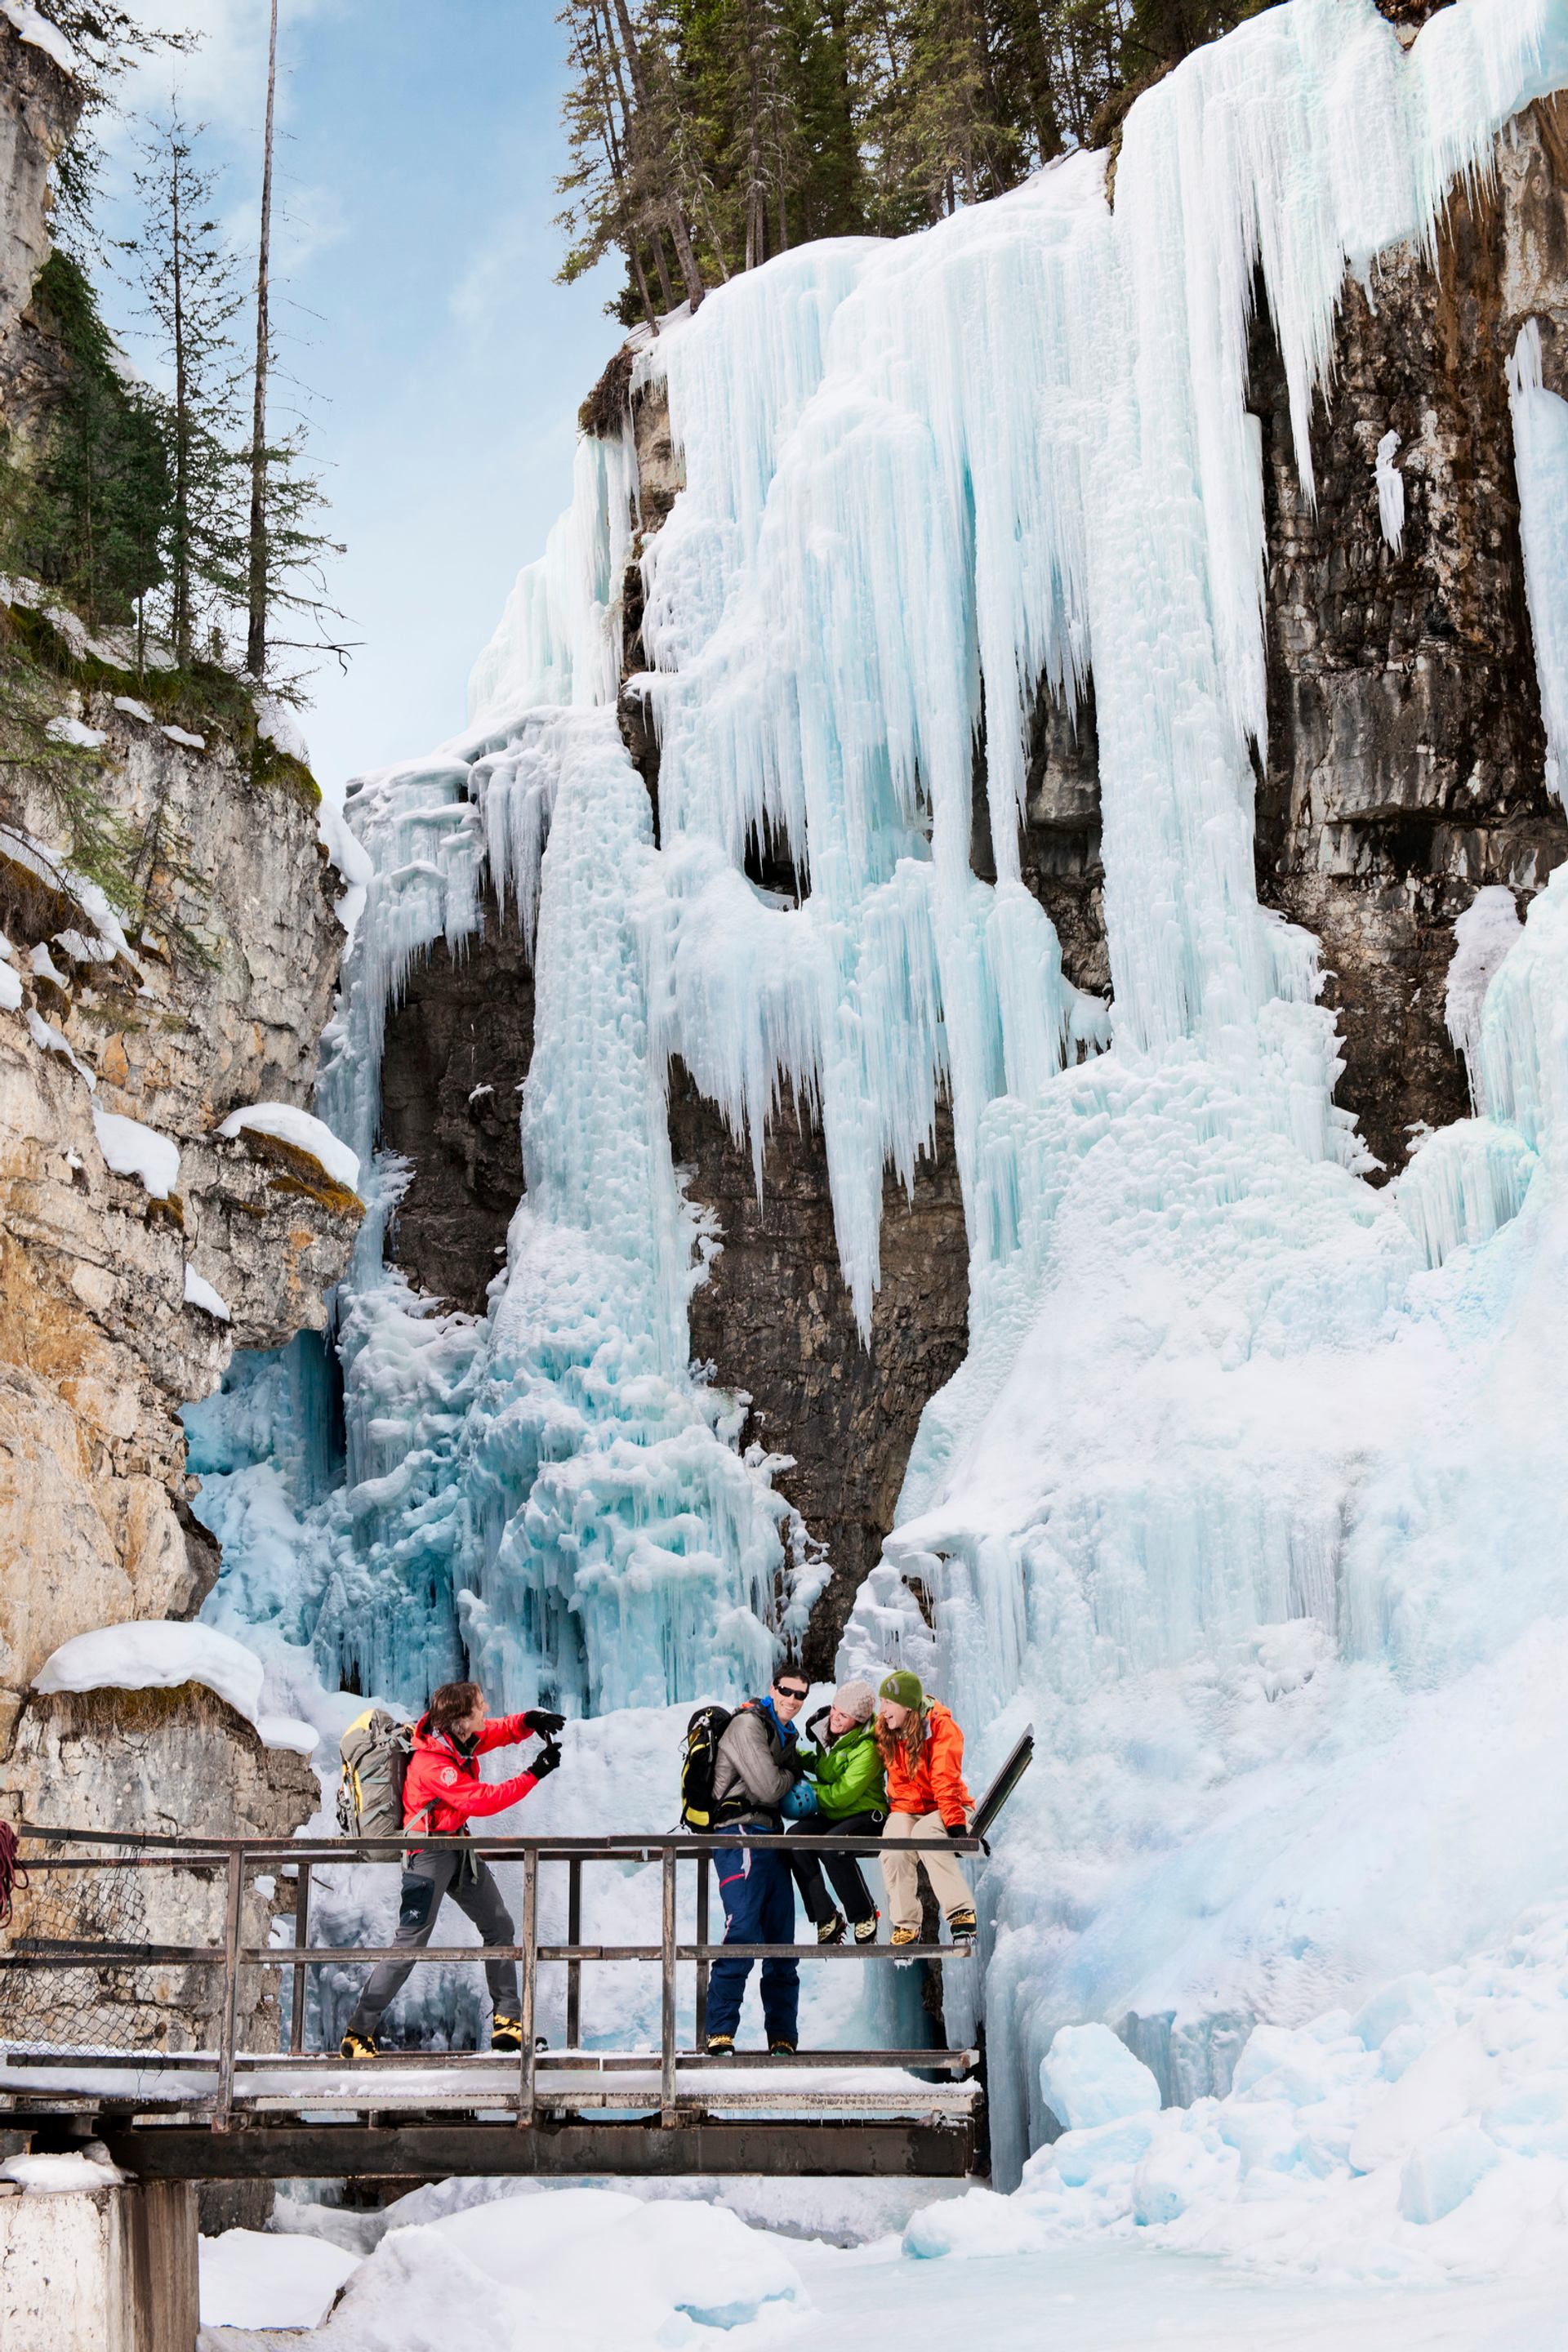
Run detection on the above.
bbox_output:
[711,1704,795,1826]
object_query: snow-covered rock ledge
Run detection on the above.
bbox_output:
[33,1621,318,1754]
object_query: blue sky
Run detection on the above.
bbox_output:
[105,2,623,797]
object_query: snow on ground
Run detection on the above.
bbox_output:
[911,1903,1568,2287]
[200,2195,1568,2350]
[201,2231,359,2330]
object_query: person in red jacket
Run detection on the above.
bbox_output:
[339,1680,563,2058]
[874,1670,978,1946]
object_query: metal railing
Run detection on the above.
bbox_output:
[0,1729,1033,2141]
[0,1824,982,2134]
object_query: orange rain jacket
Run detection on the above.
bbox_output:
[882,1700,972,1827]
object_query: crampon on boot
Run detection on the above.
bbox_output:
[768,2038,797,2056]
[890,1923,920,1947]
[817,1913,846,1944]
[705,2033,736,2058]
[339,2030,377,2060]
[491,2015,524,2051]
[853,1912,880,1944]
[947,1907,978,1937]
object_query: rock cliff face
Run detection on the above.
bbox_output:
[380,889,532,1315]
[0,25,357,1841]
[4,1686,317,2052]
[0,635,359,1756]
[0,15,74,455]
[1254,94,1568,1176]
[370,100,1568,1656]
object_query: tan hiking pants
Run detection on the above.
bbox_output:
[880,1810,973,1931]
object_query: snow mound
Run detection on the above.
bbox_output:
[44,715,105,750]
[217,1102,360,1194]
[317,2185,806,2350]
[32,1621,314,1752]
[0,1,77,75]
[911,1899,1568,2285]
[184,1264,231,1321]
[92,1106,180,1198]
[256,693,312,765]
[0,2149,124,2193]
[200,2228,359,2330]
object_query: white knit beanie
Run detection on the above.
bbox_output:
[833,1678,875,1723]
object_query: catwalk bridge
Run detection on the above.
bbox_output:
[0,1731,1031,2188]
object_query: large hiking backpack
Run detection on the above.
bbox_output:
[337,1707,415,1838]
[679,1703,736,1830]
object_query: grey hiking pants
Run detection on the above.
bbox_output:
[345,1849,518,2037]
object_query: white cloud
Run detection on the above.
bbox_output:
[116,0,341,140]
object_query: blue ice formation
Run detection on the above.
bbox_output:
[189,0,1568,2169]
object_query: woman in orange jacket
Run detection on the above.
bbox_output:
[874,1670,978,1945]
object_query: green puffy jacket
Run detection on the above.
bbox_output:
[802,1719,886,1820]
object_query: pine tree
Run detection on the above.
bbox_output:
[121,111,246,668]
[31,3,195,250]
[16,252,170,630]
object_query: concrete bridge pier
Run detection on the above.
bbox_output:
[0,2173,198,2352]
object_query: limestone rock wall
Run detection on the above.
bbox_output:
[2,1686,318,2055]
[0,16,76,454]
[0,628,359,1757]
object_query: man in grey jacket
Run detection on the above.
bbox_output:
[704,1665,810,2057]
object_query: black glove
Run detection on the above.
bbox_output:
[944,1821,969,1839]
[525,1709,567,1737]
[530,1742,562,1781]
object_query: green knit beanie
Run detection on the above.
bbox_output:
[878,1669,924,1711]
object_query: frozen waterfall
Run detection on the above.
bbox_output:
[187,0,1568,2176]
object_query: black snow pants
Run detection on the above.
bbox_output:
[344,1848,518,2037]
[788,1808,884,1929]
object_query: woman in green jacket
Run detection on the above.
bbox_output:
[788,1679,887,1944]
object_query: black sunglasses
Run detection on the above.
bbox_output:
[775,1683,809,1701]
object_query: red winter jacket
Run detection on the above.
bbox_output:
[402,1713,541,1841]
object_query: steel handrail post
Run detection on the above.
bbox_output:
[289,1861,312,2056]
[694,1853,709,2048]
[565,1855,581,2049]
[660,1846,677,2127]
[517,1847,538,2127]
[214,1848,244,2132]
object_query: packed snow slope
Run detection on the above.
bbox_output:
[186,0,1568,2207]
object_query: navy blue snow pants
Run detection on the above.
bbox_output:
[706,1842,800,2046]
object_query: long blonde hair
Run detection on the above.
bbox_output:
[875,1704,925,1775]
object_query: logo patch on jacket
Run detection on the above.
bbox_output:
[441,1766,458,1784]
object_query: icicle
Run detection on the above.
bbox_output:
[1507,318,1568,800]
[1375,430,1405,553]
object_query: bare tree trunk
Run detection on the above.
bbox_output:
[606,0,706,306]
[246,0,278,679]
[746,6,764,270]
[587,0,665,323]
[170,143,189,665]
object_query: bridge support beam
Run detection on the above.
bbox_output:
[0,2179,198,2352]
[99,2115,975,2182]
